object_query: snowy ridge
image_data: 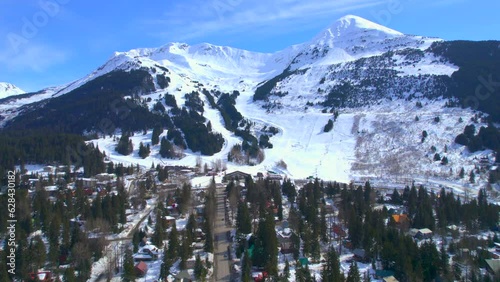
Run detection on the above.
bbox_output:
[0,82,25,99]
[288,15,441,69]
[1,15,494,191]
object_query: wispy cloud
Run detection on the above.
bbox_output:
[0,43,69,72]
[141,0,388,43]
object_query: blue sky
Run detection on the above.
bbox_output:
[1,0,499,92]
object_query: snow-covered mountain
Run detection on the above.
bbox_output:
[0,82,25,99]
[1,15,498,189]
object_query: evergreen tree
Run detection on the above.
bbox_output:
[254,212,278,276]
[152,126,161,145]
[434,153,441,161]
[160,137,175,158]
[322,248,342,282]
[469,171,475,183]
[459,167,465,178]
[152,209,165,248]
[63,267,77,282]
[138,142,150,159]
[122,247,135,282]
[236,201,252,234]
[241,251,252,282]
[324,119,334,132]
[116,134,133,156]
[29,235,47,272]
[159,246,172,280]
[168,221,179,260]
[320,206,328,243]
[346,261,361,282]
[441,156,449,165]
[283,259,290,280]
[193,254,207,281]
[179,240,190,270]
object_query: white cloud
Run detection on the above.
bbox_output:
[0,43,69,72]
[142,0,388,42]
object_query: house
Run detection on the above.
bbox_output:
[277,228,296,254]
[267,173,283,181]
[383,276,399,282]
[138,244,160,260]
[353,248,368,262]
[95,173,116,183]
[223,171,251,182]
[134,261,148,277]
[391,214,409,225]
[163,216,176,227]
[485,259,500,276]
[43,185,59,197]
[43,166,55,174]
[174,270,192,281]
[332,224,347,239]
[78,178,97,189]
[415,228,433,240]
[133,252,154,262]
[29,271,53,282]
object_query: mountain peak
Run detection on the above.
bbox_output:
[331,15,403,36]
[309,14,404,48]
[0,82,25,99]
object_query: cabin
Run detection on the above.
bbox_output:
[29,271,53,282]
[415,228,433,240]
[277,228,296,254]
[138,244,160,260]
[134,261,148,277]
[383,276,399,282]
[485,259,500,276]
[353,248,368,262]
[223,171,251,182]
[95,173,116,183]
[78,178,97,189]
[332,224,347,239]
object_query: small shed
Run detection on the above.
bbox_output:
[383,276,399,282]
[415,228,433,240]
[134,261,148,277]
[485,259,500,275]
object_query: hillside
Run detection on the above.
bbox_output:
[0,15,498,189]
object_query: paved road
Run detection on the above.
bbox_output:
[213,184,232,281]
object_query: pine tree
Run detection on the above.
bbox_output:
[236,201,252,234]
[194,254,206,281]
[159,246,172,280]
[283,259,290,279]
[459,167,465,178]
[116,134,133,155]
[122,247,135,282]
[320,207,328,243]
[152,209,165,248]
[138,142,150,159]
[469,171,475,183]
[152,126,161,145]
[322,248,342,282]
[168,221,179,260]
[160,137,174,158]
[346,261,361,282]
[241,251,252,282]
[29,235,46,271]
[63,267,77,282]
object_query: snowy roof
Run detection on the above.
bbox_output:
[418,228,433,234]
